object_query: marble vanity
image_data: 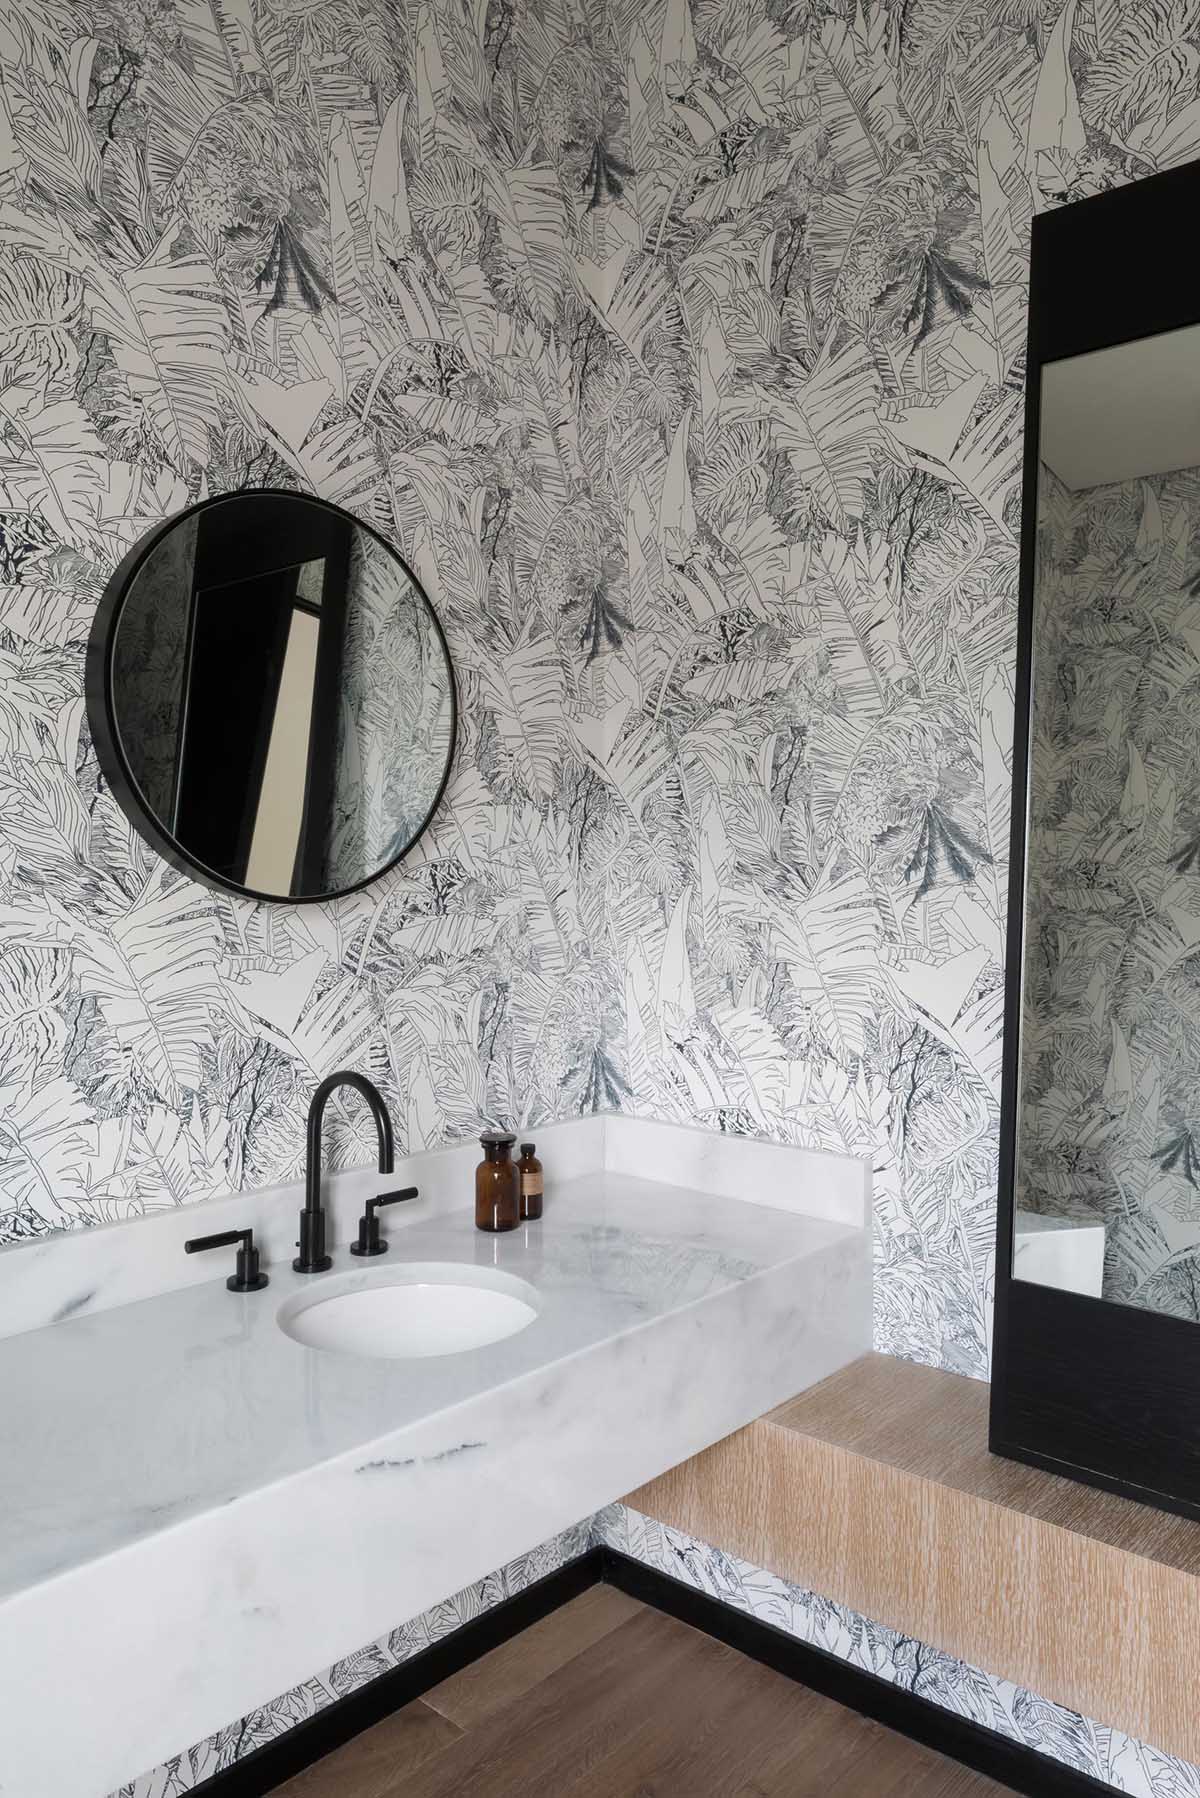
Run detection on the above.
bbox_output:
[0,1116,870,1798]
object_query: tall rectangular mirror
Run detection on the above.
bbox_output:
[992,159,1200,1520]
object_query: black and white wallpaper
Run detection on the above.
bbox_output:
[7,5,1200,1786]
[4,1,1200,1364]
[1021,462,1200,1319]
[0,0,623,1243]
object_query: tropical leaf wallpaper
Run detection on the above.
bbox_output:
[1020,462,1200,1321]
[3,0,1200,1381]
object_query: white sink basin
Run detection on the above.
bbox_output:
[277,1262,539,1359]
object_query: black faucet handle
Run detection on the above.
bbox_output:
[185,1227,268,1292]
[350,1186,419,1257]
[374,1186,419,1210]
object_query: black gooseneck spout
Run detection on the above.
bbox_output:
[295,1070,395,1272]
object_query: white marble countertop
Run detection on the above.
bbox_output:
[0,1126,870,1798]
[1,1177,852,1602]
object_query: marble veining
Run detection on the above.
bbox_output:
[355,1441,486,1474]
[0,1158,869,1798]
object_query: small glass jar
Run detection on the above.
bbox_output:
[518,1142,543,1220]
[476,1130,519,1232]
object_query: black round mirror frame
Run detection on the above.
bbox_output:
[85,488,458,906]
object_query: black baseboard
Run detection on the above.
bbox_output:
[190,1549,602,1796]
[190,1544,1120,1798]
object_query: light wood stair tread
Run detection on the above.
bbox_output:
[628,1351,1200,1764]
[766,1353,1200,1574]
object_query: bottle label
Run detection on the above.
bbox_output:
[521,1172,544,1197]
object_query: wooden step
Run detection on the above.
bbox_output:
[626,1352,1200,1764]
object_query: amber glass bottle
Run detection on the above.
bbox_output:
[518,1142,543,1220]
[476,1131,519,1232]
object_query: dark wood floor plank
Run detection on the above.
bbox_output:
[562,1616,836,1796]
[423,1584,644,1729]
[727,1696,909,1796]
[809,1720,1008,1798]
[397,1607,714,1798]
[731,1695,1008,1798]
[270,1698,463,1798]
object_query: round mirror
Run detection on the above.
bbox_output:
[87,490,455,903]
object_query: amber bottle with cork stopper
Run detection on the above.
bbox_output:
[518,1142,543,1220]
[476,1130,519,1232]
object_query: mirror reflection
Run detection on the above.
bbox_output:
[102,491,454,902]
[1017,322,1200,1316]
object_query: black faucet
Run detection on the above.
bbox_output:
[295,1070,395,1272]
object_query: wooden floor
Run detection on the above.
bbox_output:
[273,1586,1007,1797]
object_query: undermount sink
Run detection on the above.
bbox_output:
[277,1262,540,1359]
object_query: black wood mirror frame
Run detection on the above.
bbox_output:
[86,488,457,906]
[991,158,1200,1521]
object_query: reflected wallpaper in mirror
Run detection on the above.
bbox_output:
[1017,325,1200,1318]
[105,491,454,902]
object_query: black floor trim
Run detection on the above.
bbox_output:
[601,1549,1119,1798]
[191,1549,603,1796]
[189,1544,1122,1798]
